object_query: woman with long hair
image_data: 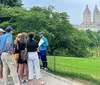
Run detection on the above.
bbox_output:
[27,32,45,85]
[14,33,22,72]
[14,33,22,62]
[18,32,29,83]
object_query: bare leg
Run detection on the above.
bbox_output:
[16,60,19,73]
[24,64,29,80]
[19,64,24,81]
[0,66,3,79]
[17,63,19,73]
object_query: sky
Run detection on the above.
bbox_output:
[22,0,100,25]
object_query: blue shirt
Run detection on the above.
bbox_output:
[0,33,14,52]
[40,37,48,51]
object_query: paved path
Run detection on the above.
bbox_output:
[0,70,85,85]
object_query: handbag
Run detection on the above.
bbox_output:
[14,54,19,60]
[14,44,19,61]
[21,43,28,61]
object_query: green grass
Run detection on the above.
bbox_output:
[47,56,100,85]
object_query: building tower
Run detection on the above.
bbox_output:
[93,5,100,23]
[83,5,91,23]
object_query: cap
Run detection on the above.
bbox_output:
[6,26,14,31]
[39,32,44,35]
[0,28,5,32]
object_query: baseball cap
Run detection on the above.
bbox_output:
[0,28,5,32]
[6,26,14,31]
[39,31,44,35]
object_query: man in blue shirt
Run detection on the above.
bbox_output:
[0,28,5,80]
[1,26,20,85]
[39,32,49,70]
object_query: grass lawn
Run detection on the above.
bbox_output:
[47,56,100,85]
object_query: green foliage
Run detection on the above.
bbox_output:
[86,30,98,47]
[0,21,9,28]
[0,5,98,57]
[67,30,91,57]
[0,0,22,7]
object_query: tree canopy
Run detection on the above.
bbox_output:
[0,0,22,7]
[0,5,100,57]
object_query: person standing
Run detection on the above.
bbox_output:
[0,28,5,80]
[39,32,48,70]
[27,32,45,85]
[18,32,28,83]
[14,33,22,73]
[0,26,20,85]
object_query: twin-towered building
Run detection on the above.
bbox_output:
[80,5,100,31]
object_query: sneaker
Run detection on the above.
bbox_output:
[21,80,24,83]
[44,68,48,71]
[42,67,44,69]
[25,80,28,82]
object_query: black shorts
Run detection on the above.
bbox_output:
[18,53,27,64]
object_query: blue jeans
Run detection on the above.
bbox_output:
[40,50,48,68]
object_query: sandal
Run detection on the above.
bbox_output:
[39,82,45,85]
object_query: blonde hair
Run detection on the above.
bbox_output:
[20,32,28,43]
[14,33,22,50]
[14,33,22,44]
[17,33,22,38]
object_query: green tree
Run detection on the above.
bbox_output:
[0,6,92,57]
[86,30,98,47]
[0,0,22,7]
[67,30,90,57]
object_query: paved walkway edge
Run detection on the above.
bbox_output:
[41,70,76,85]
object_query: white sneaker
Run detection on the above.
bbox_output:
[42,67,44,69]
[21,80,24,83]
[44,68,48,71]
[25,80,28,82]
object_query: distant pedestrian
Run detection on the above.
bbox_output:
[0,28,5,80]
[39,32,49,70]
[0,26,20,85]
[27,32,45,85]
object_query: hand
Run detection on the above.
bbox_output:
[37,47,40,52]
[8,51,13,55]
[0,51,2,55]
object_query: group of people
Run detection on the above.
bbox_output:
[0,26,49,85]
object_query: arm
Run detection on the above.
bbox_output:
[6,35,13,54]
[6,42,11,51]
[36,41,40,52]
[38,39,44,47]
[42,39,49,47]
[42,43,48,47]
